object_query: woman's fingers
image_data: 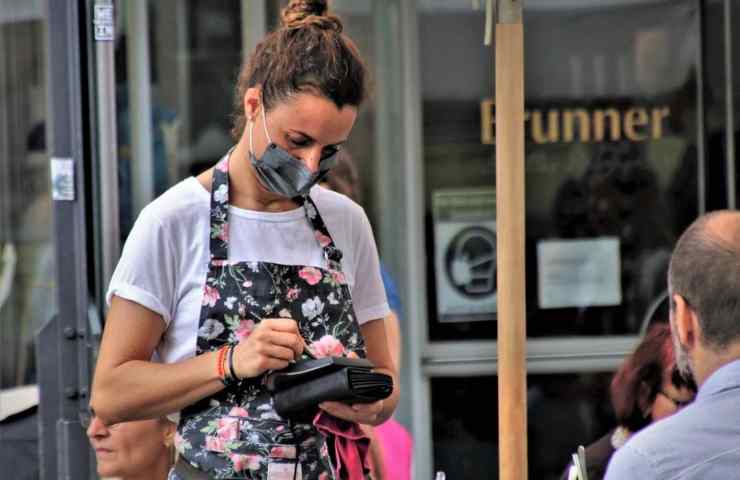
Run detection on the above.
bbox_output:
[319,400,384,425]
[232,318,305,378]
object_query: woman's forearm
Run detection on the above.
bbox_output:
[92,350,224,425]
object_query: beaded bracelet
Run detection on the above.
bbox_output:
[216,345,230,386]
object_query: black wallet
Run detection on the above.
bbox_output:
[264,357,393,420]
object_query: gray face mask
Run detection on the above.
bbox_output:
[249,106,338,198]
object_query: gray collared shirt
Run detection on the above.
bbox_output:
[604,359,740,479]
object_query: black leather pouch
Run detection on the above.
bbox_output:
[264,357,393,420]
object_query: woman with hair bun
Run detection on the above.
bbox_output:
[91,1,398,478]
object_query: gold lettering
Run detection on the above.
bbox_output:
[479,99,670,144]
[592,108,621,141]
[481,99,495,144]
[562,109,591,143]
[651,107,670,139]
[530,110,561,144]
[624,108,649,141]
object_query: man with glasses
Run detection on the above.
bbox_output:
[605,210,740,479]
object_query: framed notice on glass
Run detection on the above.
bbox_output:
[432,189,496,323]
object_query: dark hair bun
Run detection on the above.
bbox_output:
[281,0,342,33]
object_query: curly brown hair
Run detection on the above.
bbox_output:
[230,0,367,140]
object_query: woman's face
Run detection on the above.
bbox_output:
[246,90,358,177]
[650,368,696,422]
[87,416,173,478]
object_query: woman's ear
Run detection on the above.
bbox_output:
[637,380,653,419]
[244,87,262,122]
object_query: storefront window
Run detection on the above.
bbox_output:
[423,0,702,340]
[0,3,51,389]
[432,373,614,479]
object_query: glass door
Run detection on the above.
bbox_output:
[414,0,705,478]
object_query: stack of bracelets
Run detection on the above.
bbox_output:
[216,344,239,386]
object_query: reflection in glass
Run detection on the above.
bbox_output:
[0,10,53,389]
[421,1,702,340]
[432,374,613,479]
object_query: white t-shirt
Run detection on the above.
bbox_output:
[106,177,390,365]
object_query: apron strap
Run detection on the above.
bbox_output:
[208,157,230,261]
[296,195,345,272]
[207,152,344,270]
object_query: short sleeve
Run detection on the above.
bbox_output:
[603,443,658,480]
[106,206,178,326]
[348,207,390,324]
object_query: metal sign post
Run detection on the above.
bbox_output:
[495,1,528,479]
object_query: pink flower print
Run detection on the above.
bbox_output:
[310,335,346,358]
[270,445,297,459]
[202,285,220,307]
[216,160,229,172]
[205,435,227,453]
[228,406,249,417]
[216,417,239,442]
[331,270,346,285]
[243,280,253,288]
[275,425,286,433]
[298,267,322,285]
[286,287,300,301]
[218,223,229,242]
[315,231,332,247]
[230,453,262,472]
[235,319,256,341]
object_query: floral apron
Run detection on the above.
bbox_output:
[174,155,366,479]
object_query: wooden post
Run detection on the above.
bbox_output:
[495,1,527,479]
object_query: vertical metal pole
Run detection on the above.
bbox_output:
[724,0,735,209]
[94,0,120,292]
[241,0,266,62]
[126,0,154,216]
[397,1,434,479]
[495,1,527,479]
[42,1,93,478]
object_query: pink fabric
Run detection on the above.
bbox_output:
[313,411,370,480]
[375,418,413,480]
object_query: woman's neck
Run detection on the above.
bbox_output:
[122,456,171,480]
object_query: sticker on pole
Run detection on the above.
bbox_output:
[432,189,497,323]
[51,157,75,201]
[93,5,114,41]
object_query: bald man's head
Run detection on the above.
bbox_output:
[668,210,740,350]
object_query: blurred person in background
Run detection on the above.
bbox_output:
[83,407,176,480]
[561,323,696,480]
[605,210,740,479]
[324,149,413,480]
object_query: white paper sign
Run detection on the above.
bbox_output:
[537,237,621,309]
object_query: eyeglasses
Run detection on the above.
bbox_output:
[79,407,120,430]
[658,390,693,410]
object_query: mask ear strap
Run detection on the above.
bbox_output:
[259,95,273,144]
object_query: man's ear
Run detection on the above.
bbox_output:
[243,86,262,121]
[672,293,699,349]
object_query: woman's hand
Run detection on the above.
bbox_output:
[318,399,385,426]
[232,318,304,379]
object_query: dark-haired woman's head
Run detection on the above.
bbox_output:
[231,0,367,141]
[610,323,696,432]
